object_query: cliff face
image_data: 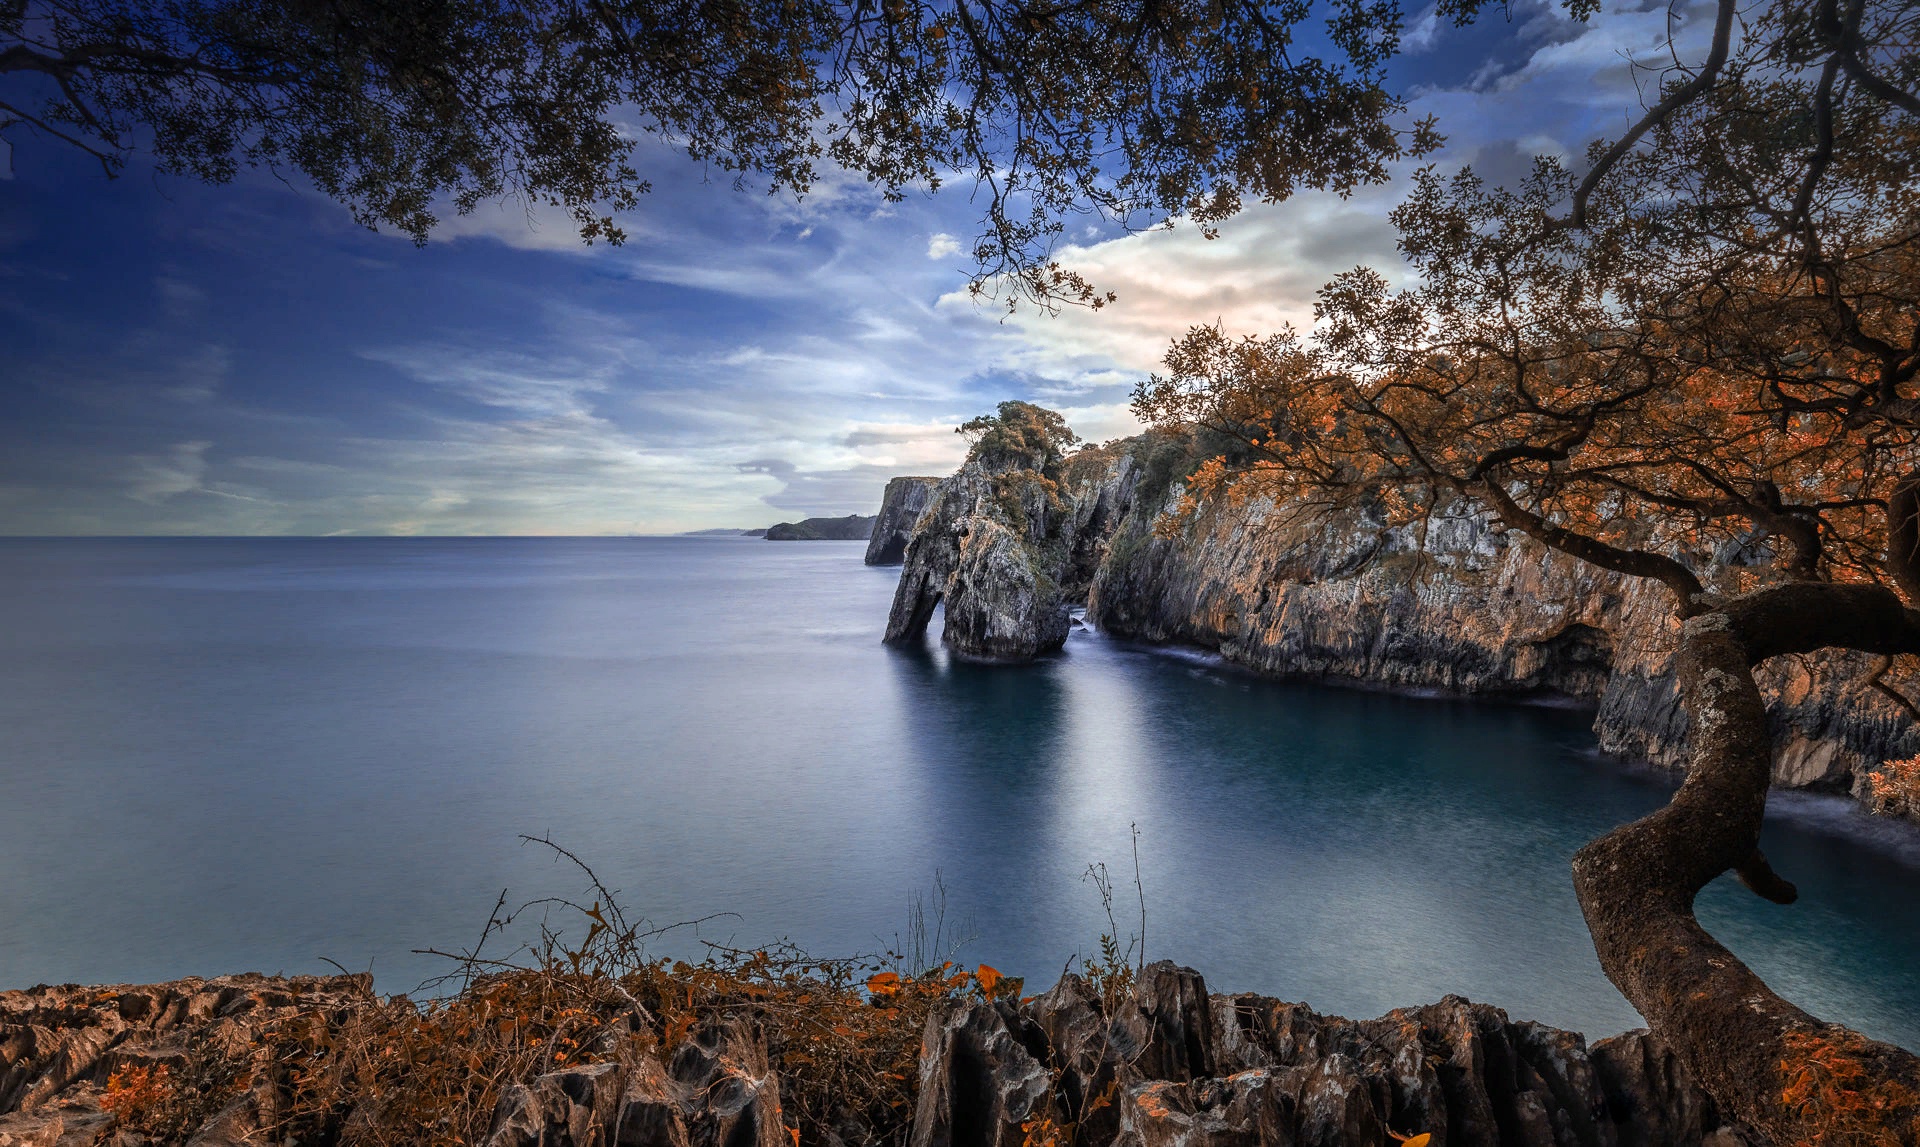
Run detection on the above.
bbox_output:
[883,410,1137,661]
[864,477,939,565]
[882,432,1920,805]
[882,453,1136,661]
[1090,487,1920,794]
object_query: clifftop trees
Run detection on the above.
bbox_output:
[1136,0,1920,1137]
[2,0,1445,300]
[958,400,1080,473]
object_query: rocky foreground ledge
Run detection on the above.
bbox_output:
[1,964,1751,1146]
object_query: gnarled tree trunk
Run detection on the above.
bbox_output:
[1572,582,1920,1143]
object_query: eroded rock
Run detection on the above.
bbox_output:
[911,999,1055,1147]
[867,478,940,566]
[2,969,1744,1147]
[875,411,1920,804]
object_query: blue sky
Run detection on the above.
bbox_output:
[0,0,1715,534]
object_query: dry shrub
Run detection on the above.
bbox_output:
[93,837,1164,1147]
[101,1063,175,1134]
[1864,755,1920,820]
[211,838,1027,1147]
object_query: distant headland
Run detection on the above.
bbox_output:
[681,515,876,542]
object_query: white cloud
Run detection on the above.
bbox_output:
[942,187,1404,377]
[432,197,622,252]
[926,233,962,259]
[127,441,212,502]
[957,0,1725,380]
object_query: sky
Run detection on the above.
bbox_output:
[0,0,1718,535]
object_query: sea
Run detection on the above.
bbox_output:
[1,536,1916,1047]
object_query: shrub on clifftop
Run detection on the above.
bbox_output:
[958,402,1080,476]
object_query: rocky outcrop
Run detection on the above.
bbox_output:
[883,406,1136,662]
[866,478,940,565]
[483,1016,785,1147]
[765,515,875,541]
[876,417,1920,803]
[912,962,1743,1147]
[0,975,789,1147]
[1087,483,1920,792]
[3,965,1744,1147]
[884,463,1071,661]
[0,973,374,1147]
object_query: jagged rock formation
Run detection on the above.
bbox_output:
[910,962,1746,1147]
[0,973,372,1147]
[484,1016,785,1147]
[765,515,875,541]
[883,433,1136,661]
[0,974,789,1147]
[1,966,1742,1147]
[883,461,1073,661]
[878,424,1920,805]
[865,478,940,565]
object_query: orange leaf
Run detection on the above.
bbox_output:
[976,964,1001,998]
[866,971,901,996]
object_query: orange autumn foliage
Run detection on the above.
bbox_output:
[100,1063,175,1132]
[1864,755,1920,820]
[1778,1030,1920,1145]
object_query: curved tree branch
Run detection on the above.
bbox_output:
[1573,580,1920,1143]
[1553,0,1736,232]
[1476,477,1709,609]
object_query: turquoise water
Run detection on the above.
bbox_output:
[1,536,1916,1047]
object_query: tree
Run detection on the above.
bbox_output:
[1136,0,1920,1137]
[1,0,1443,302]
[957,399,1079,472]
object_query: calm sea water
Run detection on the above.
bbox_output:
[2,537,1917,1047]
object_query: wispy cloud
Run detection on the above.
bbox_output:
[128,440,212,502]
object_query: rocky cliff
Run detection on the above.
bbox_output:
[0,966,1744,1147]
[883,403,1136,661]
[865,477,939,565]
[881,426,1920,807]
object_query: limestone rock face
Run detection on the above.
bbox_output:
[1088,485,1919,790]
[483,1017,785,1147]
[866,478,940,566]
[0,975,787,1147]
[910,999,1056,1147]
[0,973,374,1147]
[883,448,1136,663]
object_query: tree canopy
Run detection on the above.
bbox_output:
[2,0,1454,303]
[1135,0,1920,1137]
[957,399,1079,472]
